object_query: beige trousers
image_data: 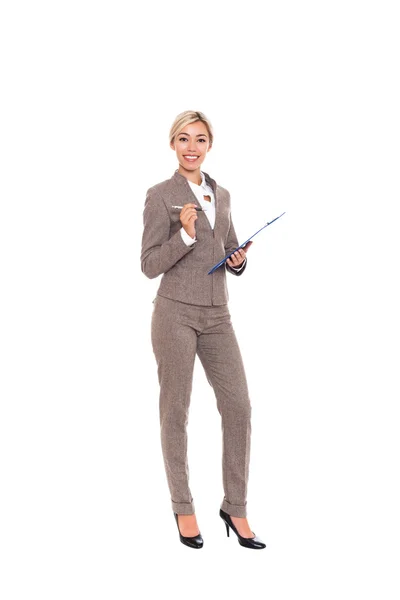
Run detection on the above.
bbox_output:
[151,293,252,518]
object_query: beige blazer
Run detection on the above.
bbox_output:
[140,169,247,306]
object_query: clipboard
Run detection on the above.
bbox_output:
[207,211,286,275]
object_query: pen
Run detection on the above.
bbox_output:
[171,205,206,212]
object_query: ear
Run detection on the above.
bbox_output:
[207,144,212,152]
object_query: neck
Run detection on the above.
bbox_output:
[177,164,202,186]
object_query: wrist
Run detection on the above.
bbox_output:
[180,227,196,246]
[184,228,195,238]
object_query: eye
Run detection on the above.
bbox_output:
[178,136,207,142]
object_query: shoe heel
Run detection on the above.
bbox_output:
[219,508,266,549]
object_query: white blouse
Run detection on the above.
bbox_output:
[180,171,246,272]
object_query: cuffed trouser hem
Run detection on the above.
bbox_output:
[221,499,247,518]
[171,500,195,515]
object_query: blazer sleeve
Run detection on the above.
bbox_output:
[140,187,195,279]
[224,212,247,277]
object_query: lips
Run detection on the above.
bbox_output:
[183,155,199,162]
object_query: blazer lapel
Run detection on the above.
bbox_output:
[203,171,220,235]
[172,169,202,211]
[172,169,220,235]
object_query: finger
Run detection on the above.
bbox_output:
[181,207,197,218]
[184,215,197,228]
[182,203,197,213]
[181,209,197,223]
[228,257,241,267]
[183,211,197,221]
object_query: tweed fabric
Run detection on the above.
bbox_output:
[151,294,252,518]
[140,169,246,306]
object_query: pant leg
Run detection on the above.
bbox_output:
[151,295,199,515]
[196,305,252,518]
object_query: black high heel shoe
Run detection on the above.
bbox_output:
[219,508,266,549]
[174,513,204,549]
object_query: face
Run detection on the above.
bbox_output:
[170,120,212,172]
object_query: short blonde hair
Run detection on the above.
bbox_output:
[169,110,214,146]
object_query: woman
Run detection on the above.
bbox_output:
[140,110,266,550]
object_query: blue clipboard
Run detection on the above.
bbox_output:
[207,211,286,275]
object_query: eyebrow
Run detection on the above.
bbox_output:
[179,132,208,137]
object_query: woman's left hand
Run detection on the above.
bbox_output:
[226,241,253,268]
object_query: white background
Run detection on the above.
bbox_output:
[1,1,399,598]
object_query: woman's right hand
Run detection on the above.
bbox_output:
[180,203,198,239]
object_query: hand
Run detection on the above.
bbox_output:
[180,203,198,239]
[226,241,253,268]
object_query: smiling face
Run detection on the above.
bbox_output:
[170,120,212,177]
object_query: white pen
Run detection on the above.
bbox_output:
[171,205,206,212]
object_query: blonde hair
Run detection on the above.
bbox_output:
[169,110,214,146]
